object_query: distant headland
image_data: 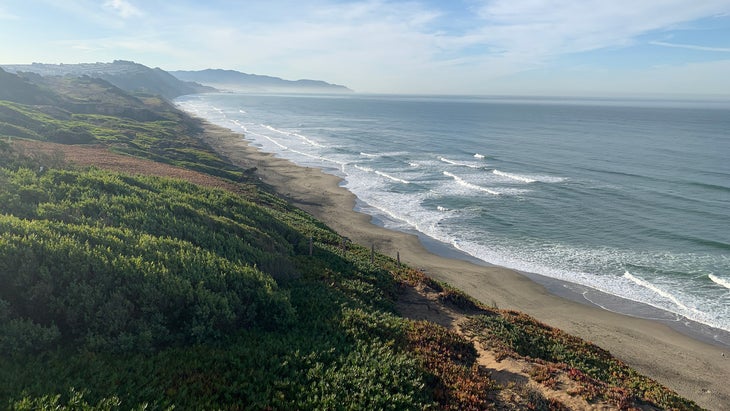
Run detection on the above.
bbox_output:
[0,60,353,98]
[170,68,353,93]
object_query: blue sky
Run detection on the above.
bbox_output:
[1,0,729,96]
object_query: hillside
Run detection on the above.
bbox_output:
[0,69,240,179]
[0,71,704,410]
[171,68,353,93]
[1,61,215,100]
[0,68,60,106]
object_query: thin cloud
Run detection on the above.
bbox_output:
[0,7,20,20]
[470,0,730,60]
[6,0,730,94]
[57,35,183,57]
[650,41,730,53]
[104,0,143,18]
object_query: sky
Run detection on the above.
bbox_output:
[1,0,730,96]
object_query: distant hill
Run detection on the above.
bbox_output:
[0,68,60,105]
[1,61,215,100]
[170,69,353,93]
[0,68,205,145]
[0,68,183,122]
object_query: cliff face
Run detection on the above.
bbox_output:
[1,61,215,99]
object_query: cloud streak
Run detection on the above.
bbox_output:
[164,0,730,92]
[650,41,730,53]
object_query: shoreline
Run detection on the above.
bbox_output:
[199,119,730,410]
[369,205,730,349]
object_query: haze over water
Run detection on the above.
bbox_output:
[177,93,730,341]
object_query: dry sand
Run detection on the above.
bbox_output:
[202,122,729,410]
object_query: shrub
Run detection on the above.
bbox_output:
[0,215,294,353]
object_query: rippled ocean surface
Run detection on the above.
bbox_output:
[176,93,730,338]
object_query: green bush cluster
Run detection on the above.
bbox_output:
[0,215,293,353]
[0,161,439,409]
[0,167,300,277]
[0,165,304,355]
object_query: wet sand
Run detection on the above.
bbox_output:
[201,121,730,410]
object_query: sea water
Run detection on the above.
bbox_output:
[176,93,730,342]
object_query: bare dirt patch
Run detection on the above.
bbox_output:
[12,139,245,194]
[396,284,622,410]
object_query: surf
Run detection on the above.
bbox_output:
[261,124,325,147]
[623,271,690,311]
[709,274,730,290]
[439,157,482,169]
[443,171,499,195]
[492,169,536,183]
[354,165,410,184]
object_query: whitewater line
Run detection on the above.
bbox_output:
[262,124,325,147]
[492,169,536,183]
[623,271,691,311]
[354,165,410,184]
[247,131,289,150]
[439,157,482,169]
[443,171,499,195]
[709,274,730,290]
[293,132,326,147]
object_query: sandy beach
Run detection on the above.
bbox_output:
[201,122,730,410]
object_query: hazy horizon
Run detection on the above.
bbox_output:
[2,1,729,97]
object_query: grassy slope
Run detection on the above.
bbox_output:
[0,72,702,410]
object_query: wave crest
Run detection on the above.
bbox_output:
[709,274,730,290]
[443,171,499,195]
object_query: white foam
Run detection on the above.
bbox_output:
[239,109,247,114]
[353,165,409,184]
[623,271,690,311]
[474,153,485,159]
[360,152,379,157]
[443,171,499,195]
[492,169,536,183]
[439,157,482,169]
[437,206,449,211]
[251,131,288,150]
[709,274,730,290]
[293,132,325,147]
[289,148,347,168]
[261,124,325,147]
[492,169,567,183]
[376,171,410,184]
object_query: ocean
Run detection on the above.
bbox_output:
[175,93,730,344]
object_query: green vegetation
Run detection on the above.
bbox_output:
[0,69,703,410]
[0,72,244,180]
